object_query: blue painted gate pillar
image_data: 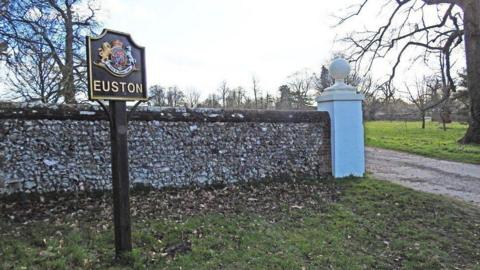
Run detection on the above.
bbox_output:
[316,58,365,178]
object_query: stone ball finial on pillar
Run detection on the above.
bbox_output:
[326,58,355,91]
[329,58,350,84]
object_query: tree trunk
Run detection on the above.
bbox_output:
[460,0,480,144]
[62,8,76,104]
[421,112,426,129]
[441,115,447,131]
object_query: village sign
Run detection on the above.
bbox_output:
[87,28,147,259]
[87,29,147,101]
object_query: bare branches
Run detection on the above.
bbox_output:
[423,0,463,7]
[217,80,229,108]
[186,88,201,108]
[5,40,62,103]
[336,0,369,25]
[251,75,260,109]
[0,0,100,103]
[286,69,315,109]
[338,0,464,99]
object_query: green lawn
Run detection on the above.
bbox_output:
[1,178,479,269]
[365,121,480,164]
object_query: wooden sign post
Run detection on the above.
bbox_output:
[86,29,147,259]
[109,101,132,254]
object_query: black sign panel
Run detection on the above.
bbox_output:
[87,29,147,101]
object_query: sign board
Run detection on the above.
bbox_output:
[87,29,147,101]
[86,28,148,259]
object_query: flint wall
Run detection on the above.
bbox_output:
[0,102,331,194]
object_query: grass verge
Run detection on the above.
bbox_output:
[1,178,479,269]
[365,121,480,163]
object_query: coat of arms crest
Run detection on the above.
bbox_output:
[87,29,147,101]
[95,39,138,77]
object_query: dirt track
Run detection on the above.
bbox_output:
[366,147,480,206]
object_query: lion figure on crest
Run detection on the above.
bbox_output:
[98,42,112,62]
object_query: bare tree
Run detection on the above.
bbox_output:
[338,0,479,144]
[0,0,99,103]
[264,93,276,109]
[149,84,167,106]
[200,93,221,108]
[353,75,384,120]
[6,41,61,103]
[427,74,454,130]
[225,86,246,108]
[376,82,398,118]
[0,41,6,59]
[166,86,185,107]
[453,70,471,115]
[217,80,229,108]
[405,77,434,128]
[251,75,261,109]
[186,88,201,108]
[0,0,7,57]
[287,69,315,109]
[363,87,383,120]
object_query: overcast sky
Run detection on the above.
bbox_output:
[0,1,462,100]
[98,0,360,98]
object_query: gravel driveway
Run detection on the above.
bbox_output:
[366,147,480,206]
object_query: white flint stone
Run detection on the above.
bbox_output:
[43,159,58,166]
[159,167,170,173]
[79,111,96,115]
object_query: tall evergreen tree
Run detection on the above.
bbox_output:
[314,65,333,94]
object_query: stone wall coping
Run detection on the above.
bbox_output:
[0,102,329,123]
